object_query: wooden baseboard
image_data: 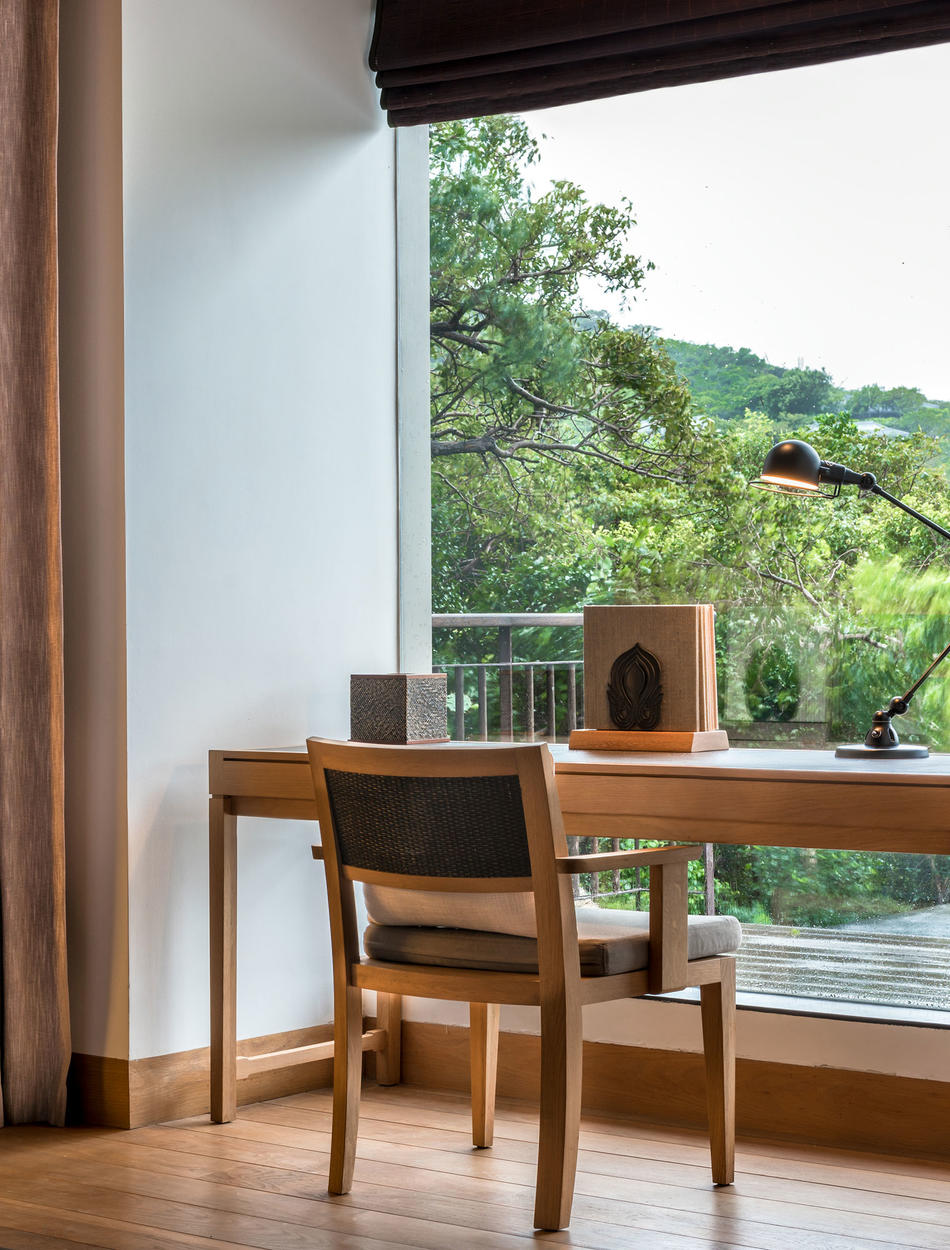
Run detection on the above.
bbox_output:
[401,1020,950,1159]
[68,1022,336,1129]
[69,1016,950,1159]
[66,1053,131,1129]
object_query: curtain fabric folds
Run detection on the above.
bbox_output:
[370,1,950,126]
[0,0,70,1126]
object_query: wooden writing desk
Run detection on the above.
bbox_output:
[209,744,950,1121]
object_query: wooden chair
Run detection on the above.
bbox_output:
[307,737,738,1231]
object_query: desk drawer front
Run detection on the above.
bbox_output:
[557,775,950,854]
[213,758,315,801]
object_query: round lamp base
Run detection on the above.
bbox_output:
[834,742,929,760]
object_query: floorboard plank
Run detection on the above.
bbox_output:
[0,1085,947,1250]
[11,1128,921,1250]
[0,1193,252,1249]
[351,1083,950,1182]
[232,1100,950,1230]
[279,1089,950,1204]
[0,1229,101,1250]
[157,1114,950,1248]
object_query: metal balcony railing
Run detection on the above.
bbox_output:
[432,612,583,743]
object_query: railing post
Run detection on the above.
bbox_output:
[453,665,465,741]
[524,665,535,741]
[477,666,488,741]
[546,665,556,742]
[567,664,577,733]
[498,625,513,742]
[705,843,716,915]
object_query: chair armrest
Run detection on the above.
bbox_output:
[557,846,695,994]
[556,845,700,874]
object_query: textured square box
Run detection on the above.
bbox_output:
[349,673,449,744]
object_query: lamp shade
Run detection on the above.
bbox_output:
[753,439,824,495]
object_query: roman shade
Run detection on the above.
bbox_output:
[370,1,950,126]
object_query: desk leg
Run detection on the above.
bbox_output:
[210,796,237,1122]
[375,992,402,1086]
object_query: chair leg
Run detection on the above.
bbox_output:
[470,1002,499,1148]
[375,992,402,1086]
[533,997,582,1231]
[700,956,736,1186]
[329,983,364,1194]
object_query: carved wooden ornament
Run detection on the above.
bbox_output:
[606,643,663,731]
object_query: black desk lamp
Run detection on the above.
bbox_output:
[752,438,950,760]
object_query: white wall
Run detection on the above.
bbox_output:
[116,0,400,1060]
[60,0,426,1069]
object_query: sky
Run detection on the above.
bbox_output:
[523,43,950,400]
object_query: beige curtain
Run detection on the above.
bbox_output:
[0,0,70,1126]
[371,1,950,125]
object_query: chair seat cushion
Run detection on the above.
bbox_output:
[364,907,741,977]
[364,883,536,937]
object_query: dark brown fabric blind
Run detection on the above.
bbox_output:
[370,1,950,126]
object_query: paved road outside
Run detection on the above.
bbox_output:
[737,916,950,1012]
[839,902,950,937]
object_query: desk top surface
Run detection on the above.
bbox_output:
[213,743,950,787]
[554,745,950,784]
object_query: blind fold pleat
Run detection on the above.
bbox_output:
[370,0,950,126]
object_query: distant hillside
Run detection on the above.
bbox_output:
[662,338,843,421]
[662,337,950,443]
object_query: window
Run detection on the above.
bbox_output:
[430,45,950,1021]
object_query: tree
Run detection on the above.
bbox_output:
[746,367,835,419]
[430,116,697,482]
[847,383,927,419]
[430,116,713,609]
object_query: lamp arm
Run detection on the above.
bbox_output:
[838,472,950,750]
[898,639,950,707]
[817,459,950,541]
[869,483,950,543]
[866,640,950,749]
[757,439,950,755]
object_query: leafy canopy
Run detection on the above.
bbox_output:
[430,116,695,479]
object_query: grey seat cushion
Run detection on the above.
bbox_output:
[364,906,741,977]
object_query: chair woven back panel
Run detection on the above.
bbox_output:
[324,770,532,878]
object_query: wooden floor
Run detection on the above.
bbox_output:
[0,1084,948,1249]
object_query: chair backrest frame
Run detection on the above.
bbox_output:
[307,738,581,997]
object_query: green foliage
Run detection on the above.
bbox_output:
[430,116,704,609]
[714,845,950,927]
[663,339,846,421]
[844,383,950,462]
[848,383,928,420]
[746,367,836,420]
[744,643,800,722]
